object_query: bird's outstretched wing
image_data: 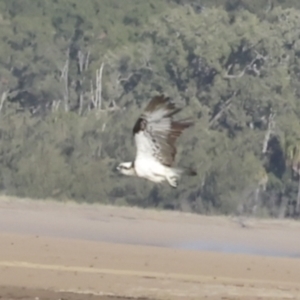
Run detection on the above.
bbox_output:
[132,94,194,167]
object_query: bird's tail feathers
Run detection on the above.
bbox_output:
[171,167,197,178]
[184,167,197,176]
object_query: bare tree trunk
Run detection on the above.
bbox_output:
[296,175,300,216]
[78,93,83,116]
[262,113,276,154]
[251,187,260,215]
[52,100,61,112]
[60,49,70,112]
[95,69,99,108]
[88,63,105,112]
[90,80,96,108]
[265,0,273,13]
[77,50,85,74]
[76,49,92,115]
[85,50,90,71]
[97,63,104,110]
[0,91,7,112]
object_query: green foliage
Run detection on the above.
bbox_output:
[0,0,300,218]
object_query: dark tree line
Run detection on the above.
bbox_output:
[0,0,300,218]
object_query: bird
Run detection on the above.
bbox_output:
[116,94,197,188]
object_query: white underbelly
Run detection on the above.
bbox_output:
[134,157,167,183]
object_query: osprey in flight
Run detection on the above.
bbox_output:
[116,94,197,188]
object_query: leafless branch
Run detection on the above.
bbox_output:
[265,0,273,13]
[0,91,8,112]
[253,50,268,61]
[118,72,140,83]
[208,92,237,128]
[106,99,120,111]
[241,40,262,53]
[140,57,153,71]
[223,64,247,79]
[223,51,267,79]
[251,63,261,76]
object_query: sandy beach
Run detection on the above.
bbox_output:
[0,197,300,299]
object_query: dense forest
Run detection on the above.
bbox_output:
[0,0,300,218]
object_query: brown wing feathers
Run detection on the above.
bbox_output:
[144,94,180,116]
[133,94,185,135]
[133,94,194,167]
[165,118,194,166]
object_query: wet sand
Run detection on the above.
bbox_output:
[0,197,300,299]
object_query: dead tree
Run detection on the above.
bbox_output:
[90,63,105,110]
[77,50,85,74]
[96,63,104,110]
[60,48,70,112]
[262,112,276,154]
[76,49,92,115]
[0,91,7,112]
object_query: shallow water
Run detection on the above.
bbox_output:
[1,202,299,259]
[174,239,300,258]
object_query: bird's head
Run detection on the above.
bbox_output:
[116,162,136,176]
